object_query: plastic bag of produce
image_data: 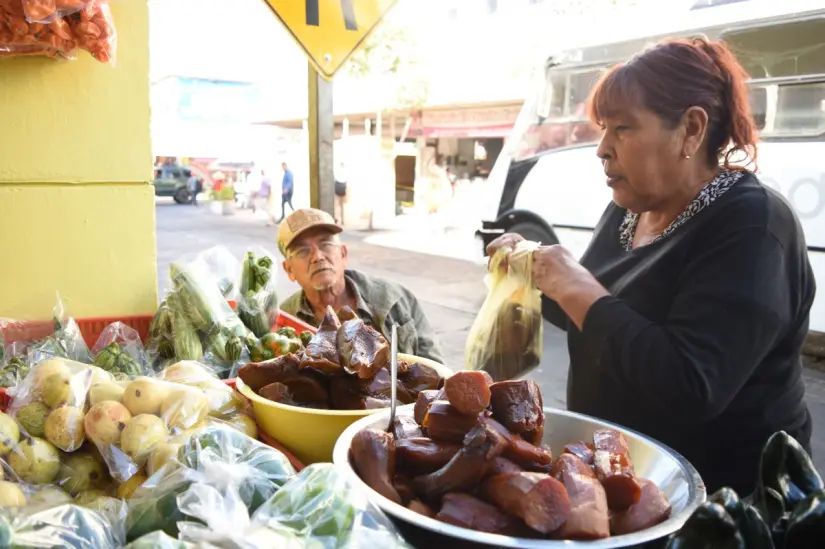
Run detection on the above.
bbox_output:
[0,340,31,388]
[125,423,296,541]
[0,502,125,549]
[465,240,543,381]
[253,463,414,548]
[26,295,93,366]
[82,360,250,483]
[92,322,150,378]
[237,248,279,338]
[125,530,194,549]
[0,0,116,63]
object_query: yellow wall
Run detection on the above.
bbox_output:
[0,1,158,319]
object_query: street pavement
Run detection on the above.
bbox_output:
[156,198,825,475]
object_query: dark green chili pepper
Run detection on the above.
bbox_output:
[664,502,746,549]
[784,489,825,549]
[708,488,775,549]
[757,432,823,508]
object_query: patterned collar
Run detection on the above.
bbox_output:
[619,169,745,251]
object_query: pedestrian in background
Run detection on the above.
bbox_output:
[334,160,348,226]
[259,170,276,225]
[278,161,295,223]
[187,172,200,206]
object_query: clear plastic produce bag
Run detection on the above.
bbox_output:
[465,240,543,382]
[0,502,125,549]
[0,340,31,389]
[25,295,93,366]
[253,463,415,548]
[236,248,279,338]
[92,322,151,378]
[125,423,296,542]
[125,530,194,549]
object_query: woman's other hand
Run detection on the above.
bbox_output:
[532,245,609,329]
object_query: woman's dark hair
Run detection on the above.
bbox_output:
[587,37,758,170]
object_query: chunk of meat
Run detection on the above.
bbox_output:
[422,401,480,443]
[552,454,610,540]
[444,371,493,415]
[336,305,358,321]
[258,382,300,406]
[592,429,641,511]
[301,307,342,373]
[408,499,436,518]
[437,493,529,536]
[483,472,572,535]
[412,421,508,499]
[481,416,553,470]
[392,415,424,440]
[351,429,401,504]
[238,353,301,392]
[395,438,461,475]
[563,441,595,466]
[414,389,440,425]
[610,479,672,535]
[258,377,329,408]
[364,397,391,409]
[489,380,544,445]
[487,457,524,477]
[393,475,416,505]
[337,318,390,379]
[399,362,445,395]
[360,368,415,404]
[329,376,366,410]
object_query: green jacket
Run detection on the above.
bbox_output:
[279,269,444,364]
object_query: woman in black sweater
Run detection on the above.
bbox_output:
[488,37,814,496]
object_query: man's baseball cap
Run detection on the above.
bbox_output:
[277,208,342,256]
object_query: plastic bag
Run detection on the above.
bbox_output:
[125,423,296,542]
[92,322,151,378]
[465,240,543,381]
[253,463,415,548]
[125,530,194,549]
[0,502,125,549]
[0,340,31,388]
[237,248,279,338]
[26,294,93,366]
[0,0,116,63]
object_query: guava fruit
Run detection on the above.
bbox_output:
[161,386,208,431]
[122,377,167,416]
[162,361,213,384]
[89,381,126,406]
[116,472,148,500]
[44,406,86,451]
[121,414,168,465]
[8,436,61,484]
[30,358,71,386]
[84,401,132,446]
[39,371,75,408]
[0,480,26,506]
[28,486,72,507]
[225,413,258,439]
[146,441,181,476]
[74,488,107,505]
[0,410,20,455]
[16,402,50,438]
[57,453,107,494]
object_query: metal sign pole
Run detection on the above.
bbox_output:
[307,62,335,215]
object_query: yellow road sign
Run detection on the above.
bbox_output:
[263,0,398,80]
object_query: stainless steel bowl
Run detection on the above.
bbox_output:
[333,406,706,548]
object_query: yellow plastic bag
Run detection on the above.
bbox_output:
[465,241,543,381]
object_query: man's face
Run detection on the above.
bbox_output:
[282,228,347,291]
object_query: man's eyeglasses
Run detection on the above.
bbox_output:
[288,240,341,260]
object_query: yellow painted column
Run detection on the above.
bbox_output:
[0,1,158,319]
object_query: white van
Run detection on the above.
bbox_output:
[477,0,825,334]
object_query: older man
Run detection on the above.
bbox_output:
[277,208,444,363]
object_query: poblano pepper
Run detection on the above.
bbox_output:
[664,501,747,549]
[784,489,825,548]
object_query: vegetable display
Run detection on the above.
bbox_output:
[238,251,279,338]
[665,431,825,548]
[350,373,673,540]
[238,305,445,411]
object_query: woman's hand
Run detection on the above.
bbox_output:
[486,233,525,258]
[532,245,609,330]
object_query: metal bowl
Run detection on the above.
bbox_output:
[333,406,706,548]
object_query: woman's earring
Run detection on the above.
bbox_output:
[685,154,691,159]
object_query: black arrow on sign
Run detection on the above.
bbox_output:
[305,0,358,30]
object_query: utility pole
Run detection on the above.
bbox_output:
[307,62,334,214]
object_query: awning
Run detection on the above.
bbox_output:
[419,123,513,139]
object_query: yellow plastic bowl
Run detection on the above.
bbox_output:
[236,354,453,465]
